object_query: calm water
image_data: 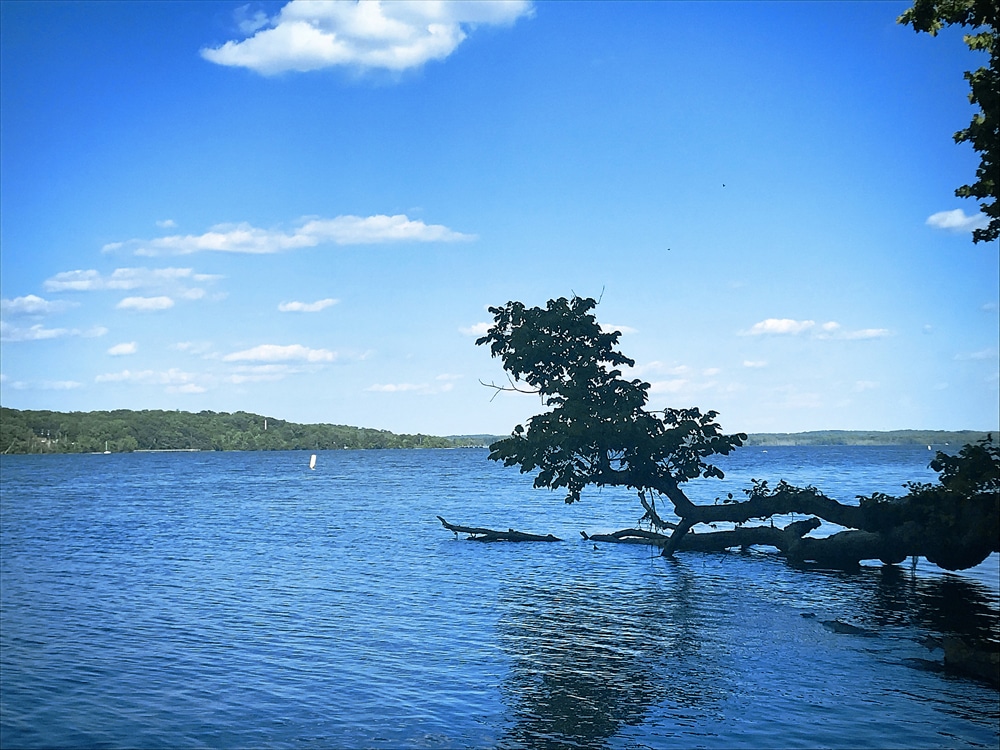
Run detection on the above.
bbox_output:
[1,446,997,749]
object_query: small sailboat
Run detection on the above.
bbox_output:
[104,441,111,455]
[309,454,317,470]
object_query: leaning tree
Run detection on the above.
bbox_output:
[460,295,999,572]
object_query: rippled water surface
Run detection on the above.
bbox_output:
[2,446,998,748]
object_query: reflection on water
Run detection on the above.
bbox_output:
[497,582,664,748]
[496,551,998,750]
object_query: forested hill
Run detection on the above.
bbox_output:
[0,408,492,454]
[743,430,992,447]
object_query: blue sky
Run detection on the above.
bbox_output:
[1,0,997,436]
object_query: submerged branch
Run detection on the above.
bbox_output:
[437,516,560,542]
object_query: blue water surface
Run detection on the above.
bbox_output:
[1,446,997,749]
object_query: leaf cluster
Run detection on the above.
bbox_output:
[477,297,745,503]
[899,0,999,242]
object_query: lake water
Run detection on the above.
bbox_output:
[1,446,997,749]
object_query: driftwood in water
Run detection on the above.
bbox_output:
[437,516,561,542]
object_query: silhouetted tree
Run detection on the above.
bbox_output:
[475,297,999,571]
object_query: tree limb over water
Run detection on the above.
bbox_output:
[466,296,1000,572]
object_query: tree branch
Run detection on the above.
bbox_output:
[437,516,561,542]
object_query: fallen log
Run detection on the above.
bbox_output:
[437,516,561,542]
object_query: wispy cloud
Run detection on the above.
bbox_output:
[366,376,456,395]
[1,294,75,315]
[648,379,688,394]
[107,342,138,356]
[223,344,337,363]
[43,267,220,294]
[173,341,215,356]
[743,360,768,368]
[955,347,997,361]
[459,322,491,337]
[835,328,890,340]
[1,321,106,342]
[743,318,817,336]
[278,298,339,313]
[117,296,175,312]
[743,318,890,340]
[630,361,691,377]
[227,364,300,384]
[95,368,205,393]
[2,377,83,391]
[926,208,990,233]
[107,215,475,256]
[201,0,534,75]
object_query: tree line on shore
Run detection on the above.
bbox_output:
[744,430,991,447]
[0,408,490,454]
[1,407,990,455]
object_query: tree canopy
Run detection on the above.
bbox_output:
[899,0,999,243]
[477,297,1000,571]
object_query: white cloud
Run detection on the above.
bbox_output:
[201,0,533,75]
[227,364,299,384]
[367,374,458,394]
[743,360,768,368]
[108,342,138,356]
[744,318,889,340]
[1,321,106,342]
[1,294,74,315]
[278,298,339,312]
[926,208,990,233]
[601,323,638,335]
[838,328,890,340]
[223,344,337,363]
[648,379,688,394]
[156,219,177,229]
[955,347,997,361]
[43,267,219,293]
[459,322,491,337]
[367,382,427,393]
[173,341,214,356]
[114,215,474,256]
[117,296,175,312]
[167,383,207,394]
[631,361,690,376]
[95,368,199,387]
[3,378,83,391]
[853,380,879,392]
[744,318,816,335]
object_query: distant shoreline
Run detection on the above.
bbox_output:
[742,429,994,447]
[0,406,993,454]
